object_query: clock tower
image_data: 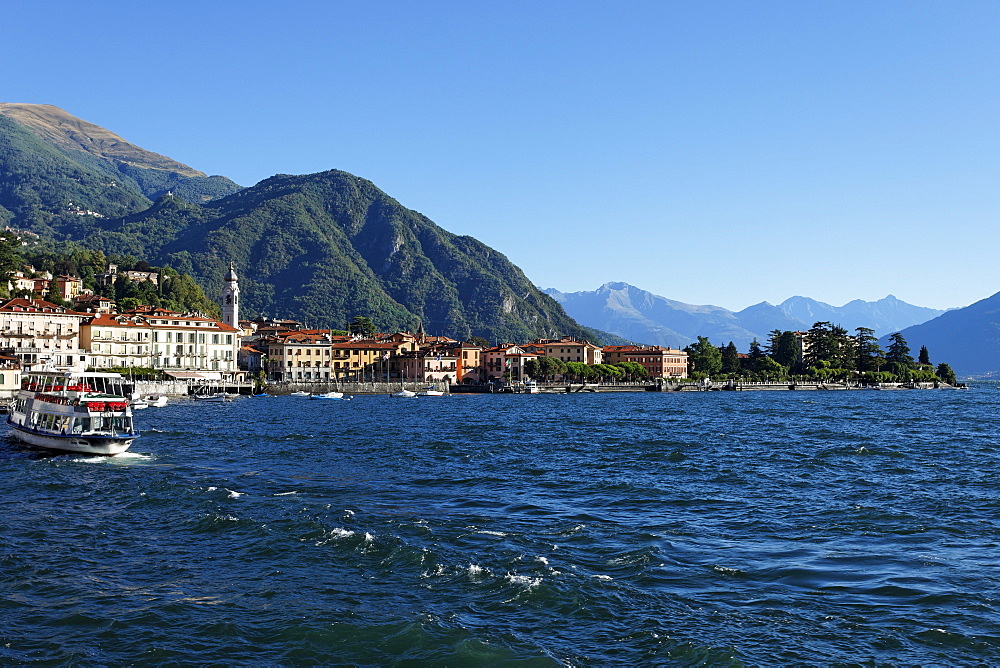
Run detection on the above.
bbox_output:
[222,262,239,328]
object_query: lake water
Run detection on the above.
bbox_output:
[2,388,999,665]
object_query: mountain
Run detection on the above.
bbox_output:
[0,105,598,343]
[68,170,594,343]
[881,292,1000,377]
[778,295,943,336]
[545,282,760,349]
[0,103,241,235]
[546,283,945,349]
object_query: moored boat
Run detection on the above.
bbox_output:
[6,370,140,455]
[193,392,232,402]
[417,387,445,396]
[309,391,344,400]
[145,394,168,407]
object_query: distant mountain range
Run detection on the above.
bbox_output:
[883,291,1000,377]
[544,282,945,350]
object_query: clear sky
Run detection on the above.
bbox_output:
[5,1,999,311]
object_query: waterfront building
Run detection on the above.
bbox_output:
[393,347,460,383]
[504,348,539,383]
[540,336,603,365]
[602,345,689,378]
[263,331,334,382]
[0,298,90,370]
[433,341,483,383]
[80,307,239,372]
[239,343,267,374]
[332,339,410,380]
[481,344,525,382]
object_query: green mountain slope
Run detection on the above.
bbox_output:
[77,170,593,343]
[0,114,152,234]
[0,104,241,234]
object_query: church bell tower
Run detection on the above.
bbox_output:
[222,262,239,328]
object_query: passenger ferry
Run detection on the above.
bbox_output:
[6,370,140,455]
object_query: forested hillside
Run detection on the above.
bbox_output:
[73,171,591,342]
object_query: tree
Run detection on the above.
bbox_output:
[47,279,67,307]
[918,345,930,366]
[768,331,801,370]
[721,341,740,374]
[885,332,915,370]
[755,356,786,380]
[613,361,647,381]
[854,327,885,373]
[348,316,376,337]
[805,322,853,370]
[0,231,24,287]
[685,336,722,377]
[936,363,957,385]
[592,364,623,381]
[466,336,490,348]
[525,356,565,381]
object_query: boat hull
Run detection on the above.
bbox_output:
[7,421,136,455]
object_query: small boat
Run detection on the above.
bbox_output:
[7,370,140,455]
[309,391,344,400]
[417,387,445,396]
[144,394,168,407]
[392,390,417,398]
[131,397,149,410]
[193,392,232,402]
[290,391,310,397]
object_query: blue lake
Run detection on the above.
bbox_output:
[2,388,999,665]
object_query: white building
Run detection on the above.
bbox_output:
[0,298,89,370]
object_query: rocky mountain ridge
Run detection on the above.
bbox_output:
[545,282,945,350]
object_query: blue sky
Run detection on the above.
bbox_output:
[5,1,1000,311]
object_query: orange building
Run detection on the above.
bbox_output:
[602,345,689,378]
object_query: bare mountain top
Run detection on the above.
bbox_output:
[0,103,204,177]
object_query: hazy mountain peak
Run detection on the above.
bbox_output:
[549,283,946,350]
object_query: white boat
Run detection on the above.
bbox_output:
[193,392,232,402]
[417,387,445,396]
[6,370,140,456]
[145,394,168,407]
[290,391,310,397]
[392,389,417,398]
[131,397,149,410]
[309,391,344,400]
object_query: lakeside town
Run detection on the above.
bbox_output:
[0,261,691,396]
[0,260,961,399]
